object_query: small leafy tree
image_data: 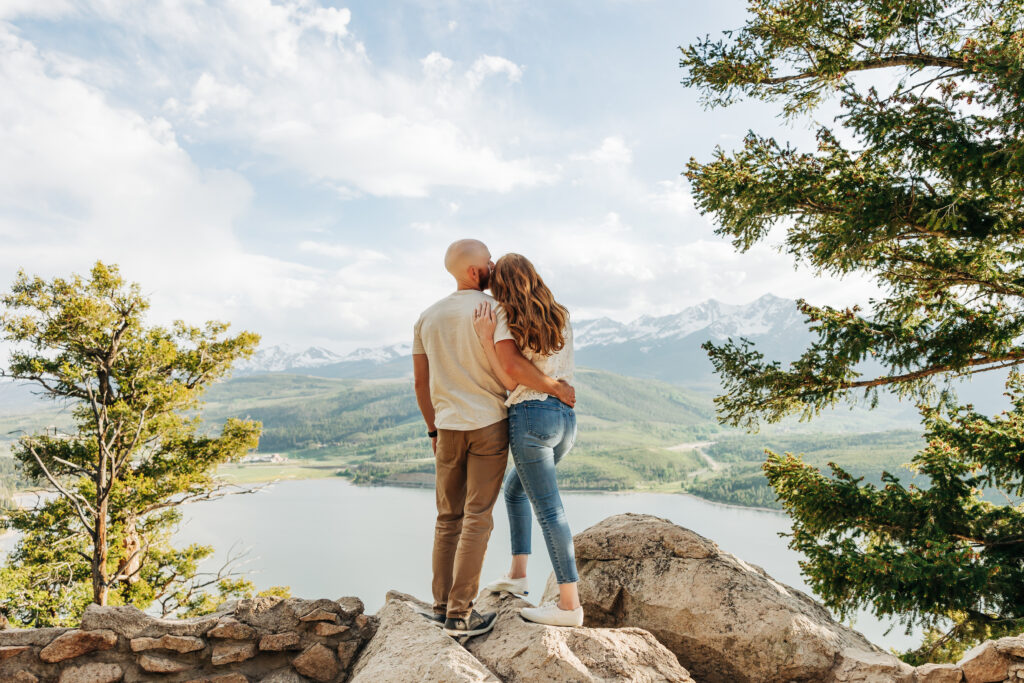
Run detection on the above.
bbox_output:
[0,262,272,626]
[682,0,1024,661]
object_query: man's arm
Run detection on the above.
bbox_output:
[413,353,437,453]
[495,340,575,407]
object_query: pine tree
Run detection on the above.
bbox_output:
[0,263,274,626]
[682,0,1024,661]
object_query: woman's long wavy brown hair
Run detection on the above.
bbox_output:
[491,253,569,356]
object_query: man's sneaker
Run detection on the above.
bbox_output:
[407,602,445,627]
[520,601,584,627]
[421,611,446,627]
[483,573,529,596]
[443,610,498,637]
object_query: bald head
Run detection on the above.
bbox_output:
[445,239,493,290]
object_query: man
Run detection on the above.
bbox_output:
[413,239,575,638]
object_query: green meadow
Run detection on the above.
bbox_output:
[1,368,935,509]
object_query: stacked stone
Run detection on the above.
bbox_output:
[0,596,376,683]
[912,637,1024,683]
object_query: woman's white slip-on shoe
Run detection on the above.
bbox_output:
[519,601,584,627]
[483,573,529,596]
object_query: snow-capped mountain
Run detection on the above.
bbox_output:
[341,343,412,364]
[235,343,412,376]
[572,293,811,385]
[235,345,346,373]
[234,294,809,385]
[573,294,806,349]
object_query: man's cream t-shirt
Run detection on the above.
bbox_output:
[413,290,515,431]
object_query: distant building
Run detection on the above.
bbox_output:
[240,452,289,464]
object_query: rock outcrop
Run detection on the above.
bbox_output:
[351,589,692,683]
[349,591,499,683]
[465,591,693,682]
[546,513,915,683]
[0,596,375,682]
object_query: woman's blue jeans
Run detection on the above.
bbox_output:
[504,396,579,584]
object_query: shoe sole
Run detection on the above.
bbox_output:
[485,586,528,596]
[520,612,583,628]
[444,621,497,638]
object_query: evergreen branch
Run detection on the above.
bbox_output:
[844,351,1024,390]
[22,440,96,537]
[760,56,964,85]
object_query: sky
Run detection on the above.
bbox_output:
[0,0,883,353]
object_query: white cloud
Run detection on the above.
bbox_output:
[647,177,693,216]
[573,136,632,166]
[466,55,524,89]
[0,0,72,20]
[187,73,252,120]
[303,6,351,37]
[0,2,887,352]
[57,1,550,198]
[298,241,388,263]
[0,25,443,350]
[421,51,454,79]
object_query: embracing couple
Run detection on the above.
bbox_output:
[412,239,582,638]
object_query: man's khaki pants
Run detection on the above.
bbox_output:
[432,419,509,620]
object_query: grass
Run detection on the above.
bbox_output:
[0,368,939,509]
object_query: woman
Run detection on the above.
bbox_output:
[471,253,582,628]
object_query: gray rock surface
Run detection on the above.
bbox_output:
[548,513,915,683]
[467,591,694,683]
[349,590,499,683]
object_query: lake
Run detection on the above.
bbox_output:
[1,478,918,650]
[169,478,917,650]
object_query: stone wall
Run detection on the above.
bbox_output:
[0,596,376,683]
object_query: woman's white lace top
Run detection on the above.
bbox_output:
[505,324,575,407]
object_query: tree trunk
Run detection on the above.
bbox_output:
[119,516,141,585]
[93,445,109,606]
[93,496,109,605]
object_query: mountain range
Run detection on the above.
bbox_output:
[240,293,810,386]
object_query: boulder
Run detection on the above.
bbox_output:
[349,591,499,683]
[336,597,365,616]
[914,663,963,682]
[299,608,338,623]
[314,622,349,636]
[81,604,227,638]
[208,617,258,640]
[995,636,1024,659]
[39,629,118,663]
[0,626,72,646]
[258,631,301,651]
[228,596,355,634]
[0,644,30,660]
[211,640,258,665]
[129,634,205,653]
[184,675,249,683]
[467,591,694,682]
[138,653,192,673]
[57,662,123,683]
[553,513,914,683]
[292,642,338,682]
[958,641,1012,683]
